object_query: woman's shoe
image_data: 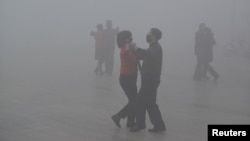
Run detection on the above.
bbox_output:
[148,127,166,133]
[111,115,121,128]
[126,122,136,128]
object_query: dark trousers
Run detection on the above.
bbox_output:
[203,62,219,78]
[104,54,114,75]
[135,79,165,129]
[95,59,104,73]
[194,59,218,80]
[117,74,137,126]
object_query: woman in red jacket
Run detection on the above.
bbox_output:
[111,30,138,128]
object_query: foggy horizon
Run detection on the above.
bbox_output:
[0,0,249,141]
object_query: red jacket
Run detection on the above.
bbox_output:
[120,46,138,74]
[94,31,105,49]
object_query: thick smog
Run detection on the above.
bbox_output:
[0,0,250,141]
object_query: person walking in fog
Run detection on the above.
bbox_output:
[111,30,138,128]
[193,23,219,81]
[129,28,166,133]
[104,20,119,76]
[90,24,105,76]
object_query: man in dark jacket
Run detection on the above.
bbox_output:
[103,20,119,76]
[193,23,219,81]
[130,28,166,132]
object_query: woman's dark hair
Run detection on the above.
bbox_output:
[96,23,103,31]
[151,28,162,40]
[117,30,132,48]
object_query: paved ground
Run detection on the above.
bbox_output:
[0,48,250,141]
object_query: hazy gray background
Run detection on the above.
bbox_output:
[0,0,250,141]
[1,0,249,80]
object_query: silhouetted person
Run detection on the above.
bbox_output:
[111,30,138,128]
[130,28,166,133]
[194,23,219,81]
[90,24,105,76]
[104,20,119,76]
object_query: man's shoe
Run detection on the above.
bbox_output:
[111,115,121,128]
[130,126,145,132]
[148,127,166,133]
[203,75,210,80]
[214,74,219,81]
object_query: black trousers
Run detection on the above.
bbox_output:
[135,79,165,129]
[203,62,219,78]
[104,54,114,75]
[194,58,219,80]
[117,74,137,125]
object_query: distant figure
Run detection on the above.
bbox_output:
[90,24,105,76]
[111,30,138,128]
[193,23,219,81]
[104,20,119,76]
[129,28,166,133]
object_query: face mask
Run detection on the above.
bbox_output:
[125,37,133,44]
[146,34,151,43]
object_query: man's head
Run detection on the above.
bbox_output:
[147,28,162,43]
[106,20,112,29]
[199,23,207,33]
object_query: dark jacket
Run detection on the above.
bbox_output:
[195,29,216,62]
[104,28,119,53]
[136,42,162,81]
